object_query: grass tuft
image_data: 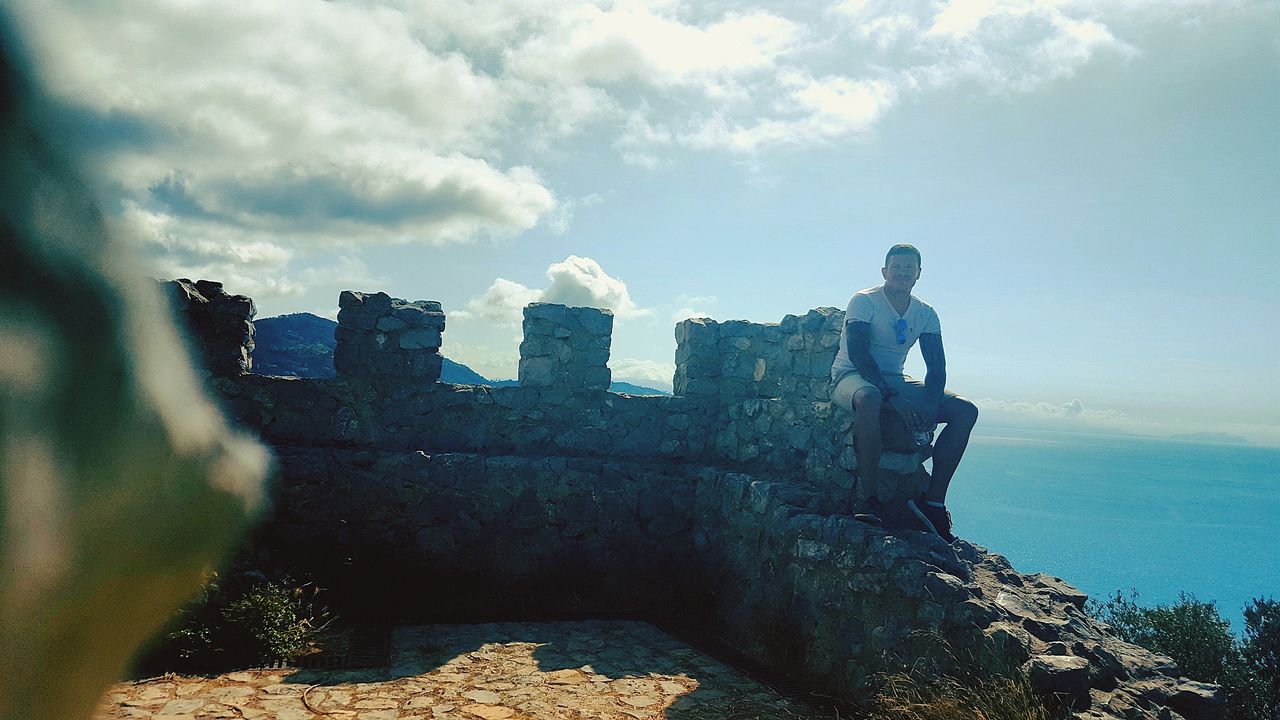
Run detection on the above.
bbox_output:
[869,670,1059,720]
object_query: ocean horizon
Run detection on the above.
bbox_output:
[946,425,1280,632]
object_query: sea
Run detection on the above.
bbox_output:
[945,426,1280,631]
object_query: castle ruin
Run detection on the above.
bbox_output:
[174,280,1223,720]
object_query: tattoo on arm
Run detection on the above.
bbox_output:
[919,332,947,402]
[846,321,892,395]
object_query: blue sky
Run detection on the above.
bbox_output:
[11,0,1279,445]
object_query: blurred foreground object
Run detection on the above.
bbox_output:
[0,14,270,720]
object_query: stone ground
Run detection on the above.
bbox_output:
[93,620,836,720]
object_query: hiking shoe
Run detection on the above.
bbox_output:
[852,498,883,525]
[908,498,956,543]
[853,510,883,525]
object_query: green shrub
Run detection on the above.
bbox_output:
[1242,598,1280,720]
[1089,590,1152,646]
[1090,590,1280,720]
[871,671,1059,720]
[220,581,325,665]
[1147,593,1235,683]
[133,564,333,675]
[867,632,1065,720]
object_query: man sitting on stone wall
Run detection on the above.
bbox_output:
[830,244,979,542]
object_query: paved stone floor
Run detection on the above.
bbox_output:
[93,620,832,720]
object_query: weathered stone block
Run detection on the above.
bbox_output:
[524,302,567,322]
[519,356,557,387]
[583,366,611,391]
[1024,654,1091,708]
[515,303,612,391]
[674,317,717,345]
[165,278,256,376]
[334,290,446,381]
[376,316,407,332]
[399,328,441,350]
[576,307,614,336]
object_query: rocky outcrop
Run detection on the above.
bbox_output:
[959,546,1224,719]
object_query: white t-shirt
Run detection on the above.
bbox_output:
[831,285,941,379]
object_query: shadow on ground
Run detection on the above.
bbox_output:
[284,620,844,719]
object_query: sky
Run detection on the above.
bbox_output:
[9,0,1279,445]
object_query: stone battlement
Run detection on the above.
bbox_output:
[519,303,613,392]
[334,290,446,380]
[176,283,926,513]
[168,281,1221,720]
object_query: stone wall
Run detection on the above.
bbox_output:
[675,308,929,516]
[334,290,445,381]
[518,303,613,392]
[218,296,925,515]
[175,284,1220,720]
[165,279,256,376]
[249,446,1218,720]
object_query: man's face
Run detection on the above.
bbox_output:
[881,253,921,291]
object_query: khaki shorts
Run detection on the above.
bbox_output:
[829,371,956,415]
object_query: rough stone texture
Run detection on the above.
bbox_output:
[94,621,820,720]
[519,303,613,391]
[334,290,445,381]
[1025,654,1092,707]
[199,288,1221,720]
[675,308,929,518]
[165,278,257,376]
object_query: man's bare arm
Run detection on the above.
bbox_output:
[846,321,893,396]
[919,332,947,411]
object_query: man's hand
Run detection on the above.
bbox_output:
[890,397,938,432]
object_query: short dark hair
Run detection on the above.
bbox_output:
[884,244,921,268]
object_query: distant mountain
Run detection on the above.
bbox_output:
[253,313,337,378]
[441,357,488,385]
[610,380,669,396]
[252,312,669,395]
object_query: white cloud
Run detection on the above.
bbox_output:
[925,0,1005,39]
[838,0,1138,93]
[684,74,898,152]
[3,0,1220,305]
[441,340,520,382]
[124,194,390,313]
[7,0,560,276]
[856,13,920,49]
[973,396,1168,439]
[542,255,647,318]
[615,110,675,168]
[789,74,898,136]
[454,278,544,327]
[504,6,800,89]
[141,152,555,244]
[294,257,393,314]
[975,397,1280,448]
[609,357,675,391]
[672,307,714,322]
[671,295,718,322]
[455,254,647,327]
[976,397,1126,422]
[545,193,604,235]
